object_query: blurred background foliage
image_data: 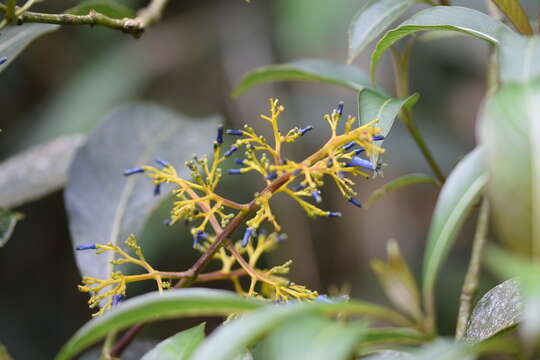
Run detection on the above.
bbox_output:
[2,0,538,358]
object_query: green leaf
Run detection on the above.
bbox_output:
[464,278,522,342]
[55,289,263,360]
[362,327,428,347]
[0,341,13,360]
[65,104,219,281]
[0,23,59,73]
[67,0,136,19]
[233,59,377,98]
[191,300,412,360]
[490,0,533,35]
[480,80,540,258]
[253,315,367,360]
[358,89,419,166]
[422,148,488,302]
[370,6,513,82]
[348,0,417,63]
[0,208,21,248]
[141,323,206,360]
[365,173,440,208]
[498,32,540,84]
[0,134,86,208]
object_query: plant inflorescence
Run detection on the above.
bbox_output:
[76,98,385,316]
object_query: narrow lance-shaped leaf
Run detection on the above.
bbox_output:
[358,89,419,166]
[370,6,513,82]
[498,32,540,84]
[365,173,440,208]
[233,59,379,98]
[141,323,206,360]
[490,0,533,35]
[480,80,540,258]
[0,208,21,248]
[0,134,86,209]
[65,104,219,281]
[422,148,488,302]
[0,23,59,72]
[348,0,418,63]
[55,289,264,360]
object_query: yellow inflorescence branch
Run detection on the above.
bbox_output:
[77,98,385,315]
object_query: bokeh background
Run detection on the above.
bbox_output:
[1,0,537,358]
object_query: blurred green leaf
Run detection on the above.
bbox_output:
[65,104,219,281]
[490,0,532,35]
[362,327,428,347]
[358,89,419,166]
[192,300,412,360]
[141,323,206,360]
[498,32,540,84]
[67,0,135,19]
[0,23,59,73]
[0,134,86,208]
[0,209,21,248]
[56,289,263,360]
[348,0,417,63]
[0,341,13,360]
[422,148,488,304]
[370,6,512,81]
[233,59,377,98]
[480,80,540,258]
[254,315,367,360]
[365,173,439,208]
[364,339,474,360]
[464,278,522,342]
[371,239,423,321]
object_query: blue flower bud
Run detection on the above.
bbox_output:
[155,159,169,167]
[224,146,238,157]
[76,244,97,251]
[226,129,243,136]
[348,198,363,208]
[292,169,301,175]
[299,126,313,136]
[338,171,345,179]
[154,183,161,196]
[337,102,344,116]
[235,158,246,165]
[346,156,374,170]
[112,295,124,306]
[354,148,365,155]
[216,125,224,144]
[242,228,254,247]
[294,183,307,192]
[316,294,334,303]
[164,219,172,226]
[266,172,277,180]
[373,135,385,141]
[277,234,287,242]
[0,57,7,65]
[194,230,208,245]
[312,191,322,203]
[123,167,145,176]
[327,211,341,217]
[228,169,243,175]
[343,142,356,151]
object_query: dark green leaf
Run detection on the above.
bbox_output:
[464,278,523,342]
[55,289,263,360]
[370,6,512,81]
[254,315,367,360]
[0,23,59,73]
[67,0,135,19]
[348,0,417,63]
[0,134,86,208]
[422,148,488,303]
[233,59,376,98]
[191,300,412,360]
[362,327,428,346]
[480,80,540,258]
[65,104,219,281]
[498,32,540,84]
[141,323,206,360]
[490,0,533,35]
[365,173,439,208]
[0,208,21,248]
[358,90,419,166]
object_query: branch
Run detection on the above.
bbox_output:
[0,0,170,37]
[455,198,489,340]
